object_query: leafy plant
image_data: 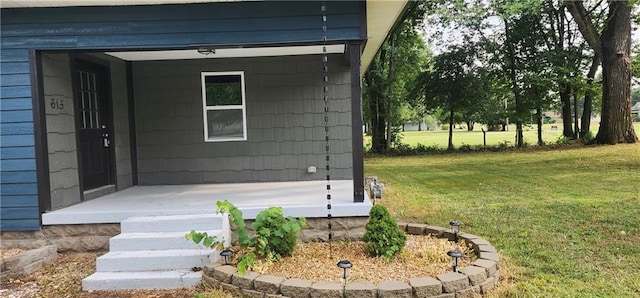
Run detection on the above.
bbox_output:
[215,200,250,248]
[185,230,222,250]
[185,200,305,274]
[252,207,306,259]
[362,205,406,259]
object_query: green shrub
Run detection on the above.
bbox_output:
[252,207,306,259]
[362,205,406,258]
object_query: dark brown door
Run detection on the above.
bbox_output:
[74,59,113,191]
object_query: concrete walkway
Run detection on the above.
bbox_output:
[42,180,371,225]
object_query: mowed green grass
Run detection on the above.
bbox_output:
[365,144,640,296]
[396,123,640,148]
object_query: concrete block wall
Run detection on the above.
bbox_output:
[0,245,58,282]
[132,54,353,185]
[42,53,82,210]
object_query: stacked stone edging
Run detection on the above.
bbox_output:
[0,245,58,282]
[0,224,120,252]
[202,223,500,297]
[0,217,367,253]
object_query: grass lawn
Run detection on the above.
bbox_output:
[394,122,640,149]
[365,143,640,296]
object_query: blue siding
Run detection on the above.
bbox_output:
[0,195,38,207]
[0,123,34,135]
[0,219,41,231]
[1,147,36,160]
[0,2,361,50]
[0,1,363,232]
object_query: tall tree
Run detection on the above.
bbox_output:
[414,46,484,150]
[566,0,638,144]
[363,2,430,153]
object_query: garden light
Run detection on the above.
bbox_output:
[337,260,353,298]
[447,250,463,272]
[449,221,461,243]
[220,249,233,265]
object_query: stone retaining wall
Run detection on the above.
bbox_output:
[0,217,367,253]
[0,224,120,252]
[202,223,500,298]
[0,245,58,282]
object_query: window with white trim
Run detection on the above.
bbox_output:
[201,71,247,142]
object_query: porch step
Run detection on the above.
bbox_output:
[96,249,217,272]
[109,230,224,251]
[82,214,231,291]
[120,214,224,233]
[82,270,202,291]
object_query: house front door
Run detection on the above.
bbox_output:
[73,59,113,191]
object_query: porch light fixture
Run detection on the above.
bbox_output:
[449,221,462,243]
[220,249,233,265]
[197,47,215,55]
[447,249,463,272]
[337,260,352,298]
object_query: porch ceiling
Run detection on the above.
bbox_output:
[105,44,346,61]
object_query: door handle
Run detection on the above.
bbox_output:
[102,133,110,148]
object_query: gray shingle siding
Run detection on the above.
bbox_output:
[41,53,133,210]
[134,54,353,184]
[42,53,82,210]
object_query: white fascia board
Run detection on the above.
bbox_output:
[361,0,410,75]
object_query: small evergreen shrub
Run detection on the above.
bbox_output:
[362,205,406,259]
[252,207,306,259]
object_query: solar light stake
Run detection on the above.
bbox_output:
[447,250,463,272]
[337,260,352,298]
[220,249,233,265]
[449,221,461,243]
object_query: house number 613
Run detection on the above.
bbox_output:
[50,98,64,110]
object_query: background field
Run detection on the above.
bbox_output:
[365,143,640,296]
[368,122,640,149]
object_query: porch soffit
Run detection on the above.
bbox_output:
[105,44,345,61]
[361,0,410,74]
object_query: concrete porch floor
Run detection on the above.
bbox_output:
[42,180,371,225]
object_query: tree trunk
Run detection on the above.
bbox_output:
[537,106,544,146]
[369,96,387,153]
[595,1,637,144]
[418,121,422,131]
[385,34,395,150]
[559,84,574,138]
[573,91,579,139]
[581,54,599,139]
[364,64,387,154]
[448,108,454,150]
[567,1,637,144]
[466,121,474,131]
[504,18,524,148]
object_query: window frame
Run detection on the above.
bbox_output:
[201,71,247,142]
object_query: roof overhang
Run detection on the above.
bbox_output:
[361,0,410,74]
[2,0,410,75]
[0,0,236,7]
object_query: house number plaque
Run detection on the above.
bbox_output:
[50,98,64,110]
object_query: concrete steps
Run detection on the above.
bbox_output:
[82,270,203,290]
[109,230,220,251]
[82,214,230,291]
